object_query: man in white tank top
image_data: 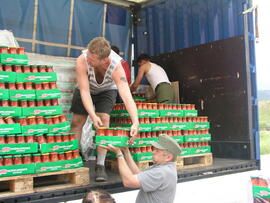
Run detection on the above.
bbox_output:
[130,54,174,103]
[70,37,139,182]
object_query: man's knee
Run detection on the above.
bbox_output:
[70,114,87,129]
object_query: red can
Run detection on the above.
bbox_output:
[141,146,147,153]
[0,83,5,89]
[55,134,62,142]
[44,100,51,106]
[4,117,15,124]
[27,116,36,125]
[22,154,32,164]
[0,46,8,53]
[39,66,47,72]
[35,134,46,144]
[16,82,24,90]
[30,65,39,73]
[33,154,41,163]
[46,66,54,72]
[41,154,50,162]
[19,100,28,107]
[24,82,33,90]
[8,47,17,54]
[3,64,12,72]
[46,134,55,143]
[0,135,5,144]
[27,100,35,107]
[59,115,67,123]
[69,133,76,141]
[13,155,23,165]
[4,155,13,166]
[52,116,60,124]
[107,129,114,137]
[49,82,57,89]
[50,153,58,162]
[1,100,8,107]
[35,83,42,90]
[0,156,3,166]
[9,99,18,107]
[58,152,65,161]
[42,82,50,90]
[51,99,59,106]
[16,134,25,143]
[25,134,34,143]
[14,65,22,73]
[65,151,73,160]
[36,100,44,107]
[17,47,25,55]
[36,116,44,125]
[22,65,31,73]
[62,134,70,142]
[45,116,53,125]
[97,128,106,136]
[72,150,80,158]
[8,83,16,90]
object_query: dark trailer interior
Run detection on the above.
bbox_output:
[0,0,259,202]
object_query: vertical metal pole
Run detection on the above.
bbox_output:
[67,0,75,56]
[243,3,255,159]
[102,4,107,37]
[32,0,39,52]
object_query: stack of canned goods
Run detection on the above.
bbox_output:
[0,150,80,166]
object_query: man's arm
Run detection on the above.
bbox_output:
[76,55,102,128]
[112,64,139,137]
[100,145,141,188]
[130,64,147,92]
[121,147,140,174]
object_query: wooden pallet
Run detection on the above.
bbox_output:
[0,167,89,198]
[106,159,153,172]
[176,153,213,170]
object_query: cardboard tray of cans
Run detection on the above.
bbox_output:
[251,176,270,199]
[35,157,83,173]
[22,105,63,116]
[131,152,153,162]
[0,71,17,83]
[0,151,82,177]
[36,89,61,100]
[9,89,36,100]
[111,109,159,118]
[39,139,78,153]
[184,134,211,142]
[0,53,28,65]
[180,146,211,156]
[0,143,39,155]
[95,128,130,147]
[16,72,57,83]
[0,123,21,134]
[0,107,22,117]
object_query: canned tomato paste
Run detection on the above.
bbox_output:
[16,134,25,143]
[0,135,5,144]
[3,155,13,166]
[13,155,23,165]
[22,154,32,164]
[33,154,41,163]
[25,134,34,143]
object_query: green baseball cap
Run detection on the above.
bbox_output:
[151,134,182,156]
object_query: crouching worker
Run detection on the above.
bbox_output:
[101,134,181,203]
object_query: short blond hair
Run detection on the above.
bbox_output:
[87,37,111,59]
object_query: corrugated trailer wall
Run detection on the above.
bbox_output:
[135,0,248,56]
[134,0,259,161]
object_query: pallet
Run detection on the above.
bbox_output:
[106,159,153,172]
[0,167,90,198]
[176,153,213,170]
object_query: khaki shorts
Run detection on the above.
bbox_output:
[155,82,174,104]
